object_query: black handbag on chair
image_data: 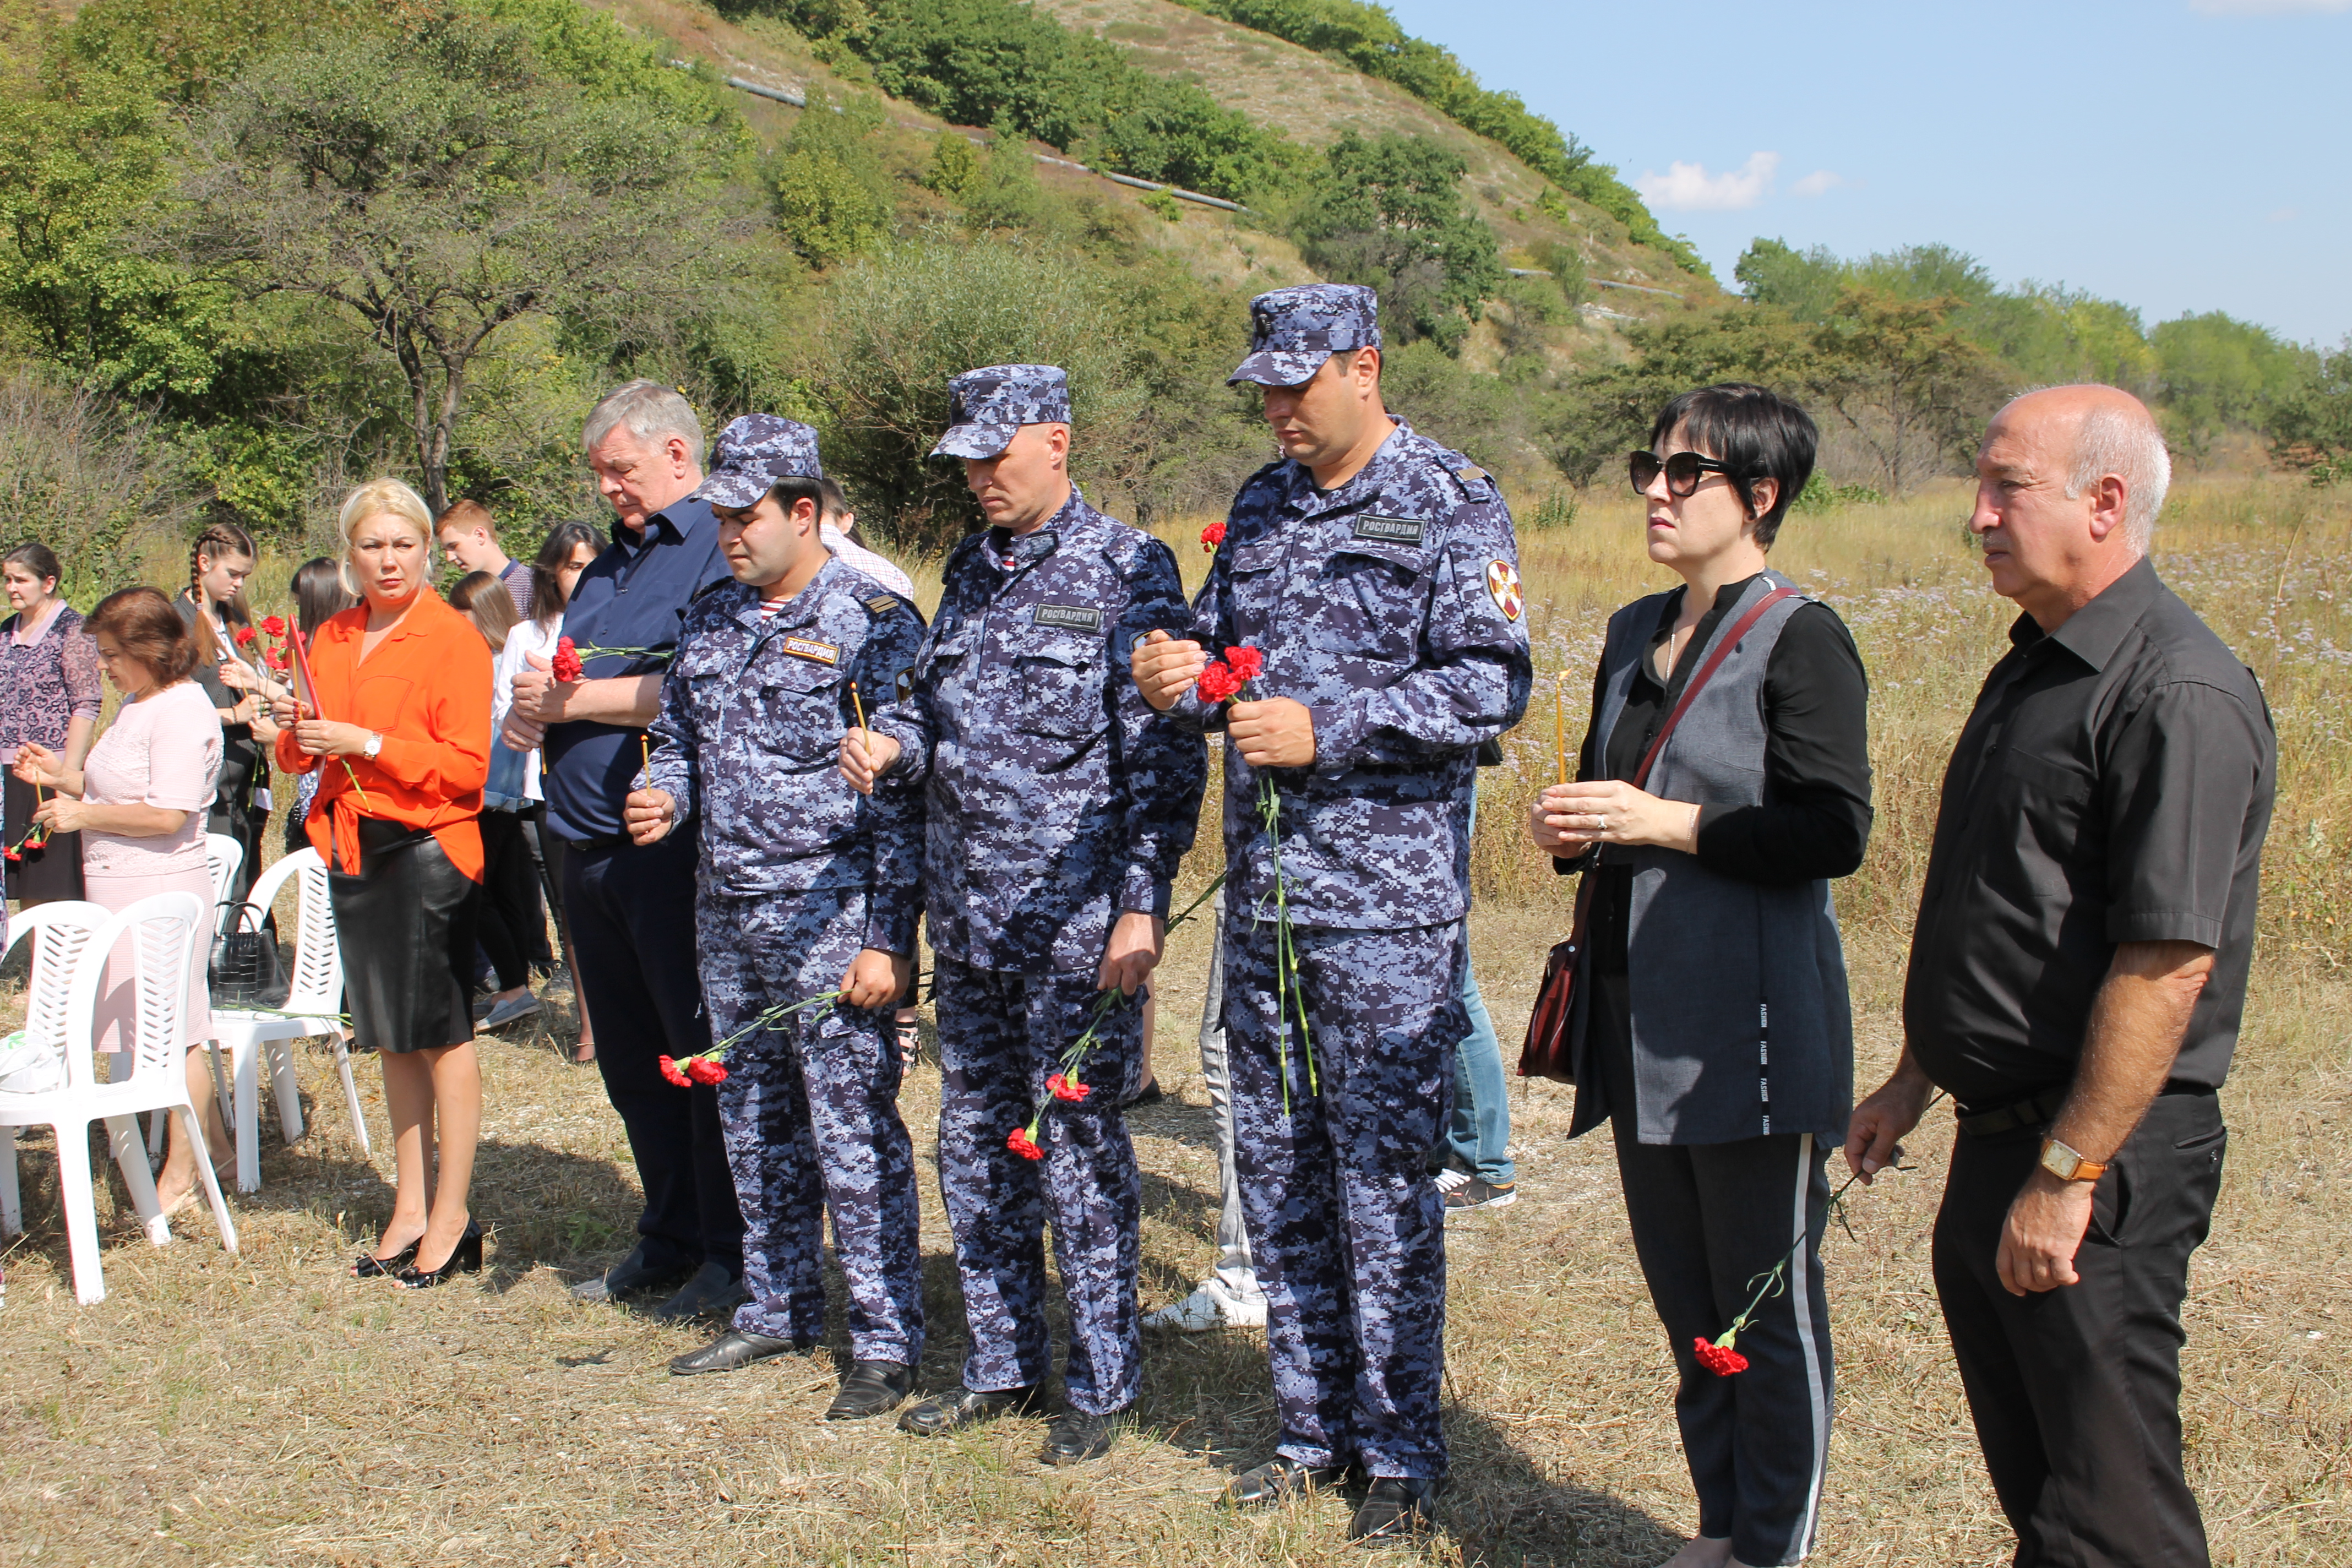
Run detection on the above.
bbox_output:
[209,899,287,1009]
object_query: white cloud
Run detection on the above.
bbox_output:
[1634,151,1781,213]
[1791,170,1846,198]
[2190,0,2349,14]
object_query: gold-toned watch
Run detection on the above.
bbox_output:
[2039,1138,2107,1183]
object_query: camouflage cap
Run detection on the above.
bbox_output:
[690,413,823,511]
[1228,284,1382,387]
[930,364,1072,460]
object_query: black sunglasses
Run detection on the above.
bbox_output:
[1629,450,1735,498]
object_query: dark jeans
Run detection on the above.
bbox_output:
[1932,1090,2226,1568]
[562,831,743,1276]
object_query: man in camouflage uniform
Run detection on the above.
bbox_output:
[1134,285,1533,1540]
[841,365,1207,1465]
[625,416,929,1423]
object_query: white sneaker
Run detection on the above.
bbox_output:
[1144,1287,1267,1332]
[1431,1167,1472,1196]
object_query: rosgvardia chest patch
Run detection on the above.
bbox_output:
[1352,515,1425,546]
[1032,603,1103,632]
[781,635,840,666]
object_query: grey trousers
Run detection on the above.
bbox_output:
[1194,895,1264,1306]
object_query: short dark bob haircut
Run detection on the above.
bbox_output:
[86,585,199,687]
[1647,383,1819,549]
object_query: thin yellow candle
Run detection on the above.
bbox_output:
[1555,670,1570,787]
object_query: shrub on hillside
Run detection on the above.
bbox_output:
[808,237,1150,552]
[770,91,895,265]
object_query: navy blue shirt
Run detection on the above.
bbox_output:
[542,498,731,842]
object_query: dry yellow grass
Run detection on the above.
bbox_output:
[3,475,2348,1566]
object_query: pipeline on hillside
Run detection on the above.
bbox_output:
[703,69,1248,214]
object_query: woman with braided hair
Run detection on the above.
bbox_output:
[173,518,275,906]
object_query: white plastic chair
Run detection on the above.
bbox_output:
[151,832,250,1161]
[205,847,368,1193]
[0,892,237,1305]
[203,831,245,937]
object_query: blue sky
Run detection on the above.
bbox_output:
[1379,0,2350,346]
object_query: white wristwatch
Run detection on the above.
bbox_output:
[361,731,384,761]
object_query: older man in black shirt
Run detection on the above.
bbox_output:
[1848,385,2273,1568]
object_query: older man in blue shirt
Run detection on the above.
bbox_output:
[504,379,746,1320]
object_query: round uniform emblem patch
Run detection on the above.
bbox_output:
[1486,559,1524,622]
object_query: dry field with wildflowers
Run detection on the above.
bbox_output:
[3,476,2349,1567]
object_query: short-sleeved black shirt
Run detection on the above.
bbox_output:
[1903,557,2275,1109]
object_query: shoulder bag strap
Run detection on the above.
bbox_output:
[1629,585,1799,790]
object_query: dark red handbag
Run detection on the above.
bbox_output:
[1518,586,1796,1083]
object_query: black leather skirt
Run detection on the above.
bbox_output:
[329,816,479,1054]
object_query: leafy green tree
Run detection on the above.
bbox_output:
[1735,237,1847,320]
[1809,287,2010,493]
[2151,311,2306,466]
[1293,131,1501,351]
[2268,338,2352,480]
[156,17,754,514]
[1549,304,1819,484]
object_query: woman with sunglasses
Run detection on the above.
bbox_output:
[1526,384,1871,1568]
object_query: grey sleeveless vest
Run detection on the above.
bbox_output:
[1581,570,1854,1145]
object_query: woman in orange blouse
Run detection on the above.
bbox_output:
[274,477,492,1288]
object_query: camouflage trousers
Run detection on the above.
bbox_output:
[696,887,923,1365]
[933,956,1145,1415]
[1223,917,1464,1479]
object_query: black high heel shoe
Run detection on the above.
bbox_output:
[352,1240,421,1280]
[394,1219,484,1290]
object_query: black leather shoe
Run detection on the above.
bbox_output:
[394,1222,484,1290]
[825,1359,916,1419]
[1039,1404,1127,1464]
[571,1243,693,1304]
[351,1240,418,1280]
[668,1329,804,1376]
[1223,1456,1351,1509]
[1347,1476,1442,1544]
[896,1384,1046,1436]
[648,1261,751,1322]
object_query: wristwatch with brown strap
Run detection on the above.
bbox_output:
[2038,1138,2108,1183]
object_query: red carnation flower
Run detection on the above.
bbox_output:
[1223,645,1264,683]
[3,846,19,862]
[234,626,257,647]
[1046,1072,1090,1103]
[551,636,584,683]
[684,1055,727,1086]
[657,1054,691,1087]
[1195,661,1243,705]
[1693,1336,1749,1376]
[260,615,288,639]
[1007,1126,1044,1160]
[1200,520,1227,553]
[263,649,288,671]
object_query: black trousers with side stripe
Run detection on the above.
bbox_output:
[1932,1090,2225,1568]
[1613,1124,1836,1564]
